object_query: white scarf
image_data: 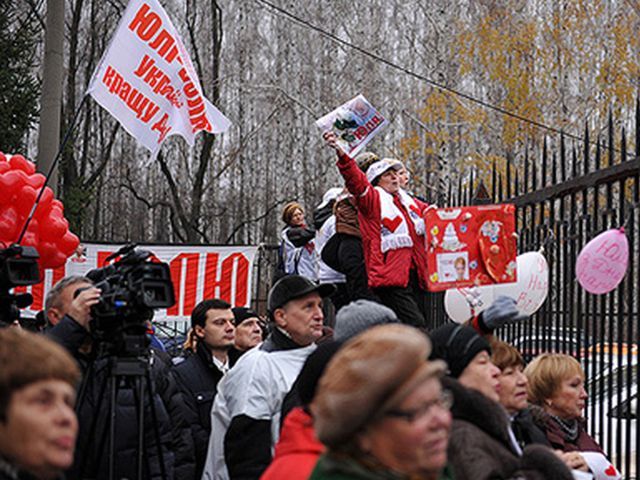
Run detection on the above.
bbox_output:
[376,187,426,253]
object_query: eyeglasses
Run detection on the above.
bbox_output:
[385,389,453,423]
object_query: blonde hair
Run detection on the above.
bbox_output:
[282,202,304,225]
[524,353,584,406]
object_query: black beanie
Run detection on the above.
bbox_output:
[429,323,491,378]
[231,307,259,327]
[297,341,343,407]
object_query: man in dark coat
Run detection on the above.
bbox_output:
[173,298,236,478]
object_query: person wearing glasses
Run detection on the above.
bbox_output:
[309,324,454,480]
[429,323,573,480]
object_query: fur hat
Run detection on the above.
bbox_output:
[429,323,491,378]
[333,300,398,342]
[312,324,446,448]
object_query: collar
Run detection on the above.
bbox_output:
[261,326,305,352]
[212,354,229,374]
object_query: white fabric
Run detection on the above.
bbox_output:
[580,452,621,480]
[87,0,230,155]
[201,343,316,480]
[315,215,346,284]
[376,187,425,253]
[212,355,229,375]
[365,159,400,184]
[281,228,317,280]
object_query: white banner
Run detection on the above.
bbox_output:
[87,0,231,155]
[17,243,259,323]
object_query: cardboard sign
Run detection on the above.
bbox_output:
[16,242,258,324]
[316,94,388,157]
[87,0,231,155]
[425,204,517,292]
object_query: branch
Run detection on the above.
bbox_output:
[224,200,285,244]
[83,123,120,189]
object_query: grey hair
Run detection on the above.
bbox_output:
[45,275,93,312]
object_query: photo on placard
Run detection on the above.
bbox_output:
[437,252,469,283]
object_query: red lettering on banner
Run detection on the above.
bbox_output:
[102,65,160,124]
[167,253,200,316]
[178,67,212,133]
[128,3,180,64]
[151,113,171,142]
[133,55,182,108]
[203,253,249,305]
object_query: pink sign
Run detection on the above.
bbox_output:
[576,228,629,295]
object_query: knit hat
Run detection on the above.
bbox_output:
[312,324,446,448]
[333,300,398,342]
[267,275,335,314]
[231,307,259,327]
[429,323,491,378]
[297,341,343,407]
[365,159,402,185]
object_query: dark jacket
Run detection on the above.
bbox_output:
[173,342,228,478]
[260,408,324,480]
[444,377,573,480]
[530,405,605,453]
[48,316,177,480]
[511,408,551,450]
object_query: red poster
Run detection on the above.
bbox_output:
[425,204,517,292]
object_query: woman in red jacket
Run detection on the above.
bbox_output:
[323,131,430,328]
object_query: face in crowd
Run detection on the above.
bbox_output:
[359,376,452,478]
[272,292,324,346]
[194,307,236,352]
[497,363,528,415]
[46,280,93,326]
[289,208,305,227]
[458,350,501,402]
[234,316,263,352]
[376,168,400,195]
[396,166,409,189]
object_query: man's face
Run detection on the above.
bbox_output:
[0,379,78,478]
[194,308,236,351]
[234,317,263,351]
[274,292,324,346]
[46,281,92,326]
[360,377,451,477]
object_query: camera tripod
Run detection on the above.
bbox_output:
[75,333,169,480]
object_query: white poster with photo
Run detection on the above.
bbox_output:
[437,252,470,283]
[316,94,388,157]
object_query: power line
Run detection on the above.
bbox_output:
[254,0,628,156]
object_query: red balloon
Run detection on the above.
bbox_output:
[0,206,19,241]
[41,213,68,241]
[15,185,38,217]
[59,231,80,257]
[26,173,46,190]
[33,187,54,220]
[38,240,59,268]
[0,163,9,174]
[0,170,25,199]
[9,155,36,175]
[0,152,6,163]
[21,230,39,248]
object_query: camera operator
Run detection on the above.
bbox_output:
[47,276,195,479]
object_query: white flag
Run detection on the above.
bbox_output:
[87,0,231,155]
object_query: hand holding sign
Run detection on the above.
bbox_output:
[576,228,628,295]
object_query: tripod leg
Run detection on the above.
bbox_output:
[137,376,144,480]
[145,369,168,480]
[109,374,118,480]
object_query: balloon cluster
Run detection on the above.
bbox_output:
[0,152,79,269]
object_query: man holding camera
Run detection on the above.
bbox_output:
[46,275,194,479]
[202,275,334,480]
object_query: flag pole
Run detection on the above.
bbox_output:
[16,93,89,244]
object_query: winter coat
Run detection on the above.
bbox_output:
[511,408,551,450]
[444,377,574,480]
[48,316,177,480]
[333,195,361,238]
[336,152,430,289]
[529,405,605,454]
[202,329,316,480]
[173,342,229,479]
[259,408,324,480]
[281,226,317,279]
[308,454,455,480]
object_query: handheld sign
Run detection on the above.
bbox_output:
[316,95,388,157]
[425,204,517,292]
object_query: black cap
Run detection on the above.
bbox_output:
[267,275,335,313]
[429,323,491,378]
[231,307,260,327]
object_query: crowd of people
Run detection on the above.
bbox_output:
[0,139,620,480]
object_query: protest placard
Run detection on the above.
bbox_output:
[316,94,388,157]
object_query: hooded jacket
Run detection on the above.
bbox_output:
[259,407,324,480]
[444,377,574,480]
[336,152,429,289]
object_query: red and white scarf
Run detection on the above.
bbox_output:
[376,187,426,253]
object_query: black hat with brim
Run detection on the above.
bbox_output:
[268,275,336,313]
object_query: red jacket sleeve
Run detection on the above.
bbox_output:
[336,152,376,214]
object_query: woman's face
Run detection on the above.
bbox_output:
[0,379,78,479]
[397,167,409,188]
[377,169,400,194]
[289,208,305,227]
[546,374,587,420]
[359,377,451,478]
[458,351,501,402]
[497,364,528,415]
